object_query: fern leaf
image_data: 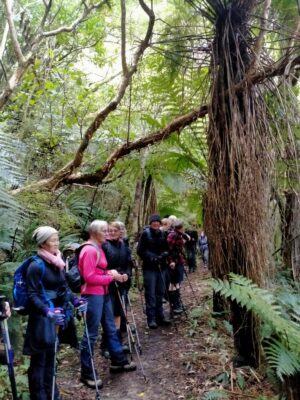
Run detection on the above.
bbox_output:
[202,390,229,400]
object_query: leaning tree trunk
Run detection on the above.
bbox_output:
[141,174,157,228]
[128,173,157,241]
[128,177,145,241]
[204,1,272,367]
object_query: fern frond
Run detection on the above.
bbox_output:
[211,274,300,381]
[202,390,229,400]
[264,338,300,381]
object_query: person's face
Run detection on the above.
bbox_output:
[94,229,107,244]
[150,221,161,231]
[161,221,170,231]
[109,226,121,241]
[41,233,59,255]
[119,226,125,238]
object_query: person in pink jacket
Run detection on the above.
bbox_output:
[79,220,136,389]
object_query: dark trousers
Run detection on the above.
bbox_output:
[143,268,167,324]
[186,249,197,272]
[28,350,59,400]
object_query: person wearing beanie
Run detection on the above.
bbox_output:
[137,214,171,329]
[23,226,86,400]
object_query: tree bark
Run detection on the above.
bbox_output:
[205,1,271,367]
[129,177,144,241]
[283,189,300,281]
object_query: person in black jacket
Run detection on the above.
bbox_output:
[101,221,132,352]
[24,226,87,400]
[137,214,170,329]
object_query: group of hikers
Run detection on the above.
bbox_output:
[0,214,209,400]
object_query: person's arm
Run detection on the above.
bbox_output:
[123,246,133,278]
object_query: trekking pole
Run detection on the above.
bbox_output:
[51,326,60,400]
[133,260,146,314]
[0,316,18,400]
[119,293,133,356]
[82,312,101,400]
[115,284,147,382]
[125,293,142,354]
[183,268,201,306]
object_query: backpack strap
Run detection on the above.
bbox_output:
[78,243,101,268]
[145,228,152,242]
[32,256,54,308]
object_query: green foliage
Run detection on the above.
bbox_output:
[202,390,229,400]
[211,274,300,381]
[236,371,246,391]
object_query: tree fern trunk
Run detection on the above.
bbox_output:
[282,374,300,400]
[204,1,271,367]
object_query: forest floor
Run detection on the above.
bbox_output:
[57,264,275,400]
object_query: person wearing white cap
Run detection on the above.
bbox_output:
[23,226,87,400]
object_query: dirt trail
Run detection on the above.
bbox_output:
[57,265,213,400]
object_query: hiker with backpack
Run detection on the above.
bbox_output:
[101,221,132,357]
[79,220,136,390]
[167,220,188,315]
[137,214,171,329]
[22,226,87,400]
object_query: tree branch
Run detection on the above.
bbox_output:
[41,0,107,37]
[120,0,128,75]
[0,58,34,109]
[63,104,208,186]
[251,0,271,70]
[286,15,300,56]
[0,0,108,112]
[40,0,53,30]
[0,20,9,61]
[38,0,155,190]
[2,0,25,65]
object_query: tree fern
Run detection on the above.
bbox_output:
[211,274,300,380]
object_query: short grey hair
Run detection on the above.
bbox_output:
[88,220,108,235]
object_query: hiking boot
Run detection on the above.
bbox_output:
[80,373,103,389]
[148,321,158,329]
[122,343,131,353]
[173,306,183,314]
[101,348,111,359]
[110,360,137,373]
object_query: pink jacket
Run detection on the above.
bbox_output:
[79,242,113,295]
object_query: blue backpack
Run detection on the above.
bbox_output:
[13,255,46,315]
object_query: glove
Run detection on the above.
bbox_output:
[73,297,88,313]
[47,307,65,326]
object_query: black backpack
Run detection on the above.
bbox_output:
[66,243,100,293]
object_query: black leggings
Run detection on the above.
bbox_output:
[28,350,59,400]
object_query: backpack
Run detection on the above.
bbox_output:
[13,255,46,315]
[66,243,101,293]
